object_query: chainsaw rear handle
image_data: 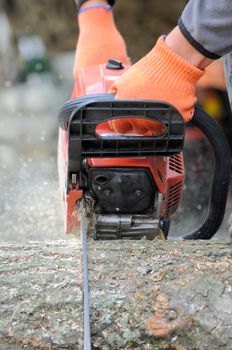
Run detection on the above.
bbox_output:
[183,105,231,240]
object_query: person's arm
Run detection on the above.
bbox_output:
[179,0,232,59]
[166,27,213,70]
[110,0,232,134]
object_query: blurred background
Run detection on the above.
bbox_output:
[0,0,231,241]
[0,0,187,70]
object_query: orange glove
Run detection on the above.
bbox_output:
[109,36,205,134]
[73,3,129,78]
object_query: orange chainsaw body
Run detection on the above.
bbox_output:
[58,63,185,234]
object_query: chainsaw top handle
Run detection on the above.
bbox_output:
[58,94,185,173]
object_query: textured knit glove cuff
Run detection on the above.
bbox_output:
[76,0,115,8]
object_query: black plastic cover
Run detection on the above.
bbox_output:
[89,168,157,214]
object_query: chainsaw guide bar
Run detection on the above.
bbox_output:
[80,206,92,350]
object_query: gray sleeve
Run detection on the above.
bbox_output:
[178,0,232,59]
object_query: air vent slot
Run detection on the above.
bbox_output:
[166,181,183,217]
[169,154,184,174]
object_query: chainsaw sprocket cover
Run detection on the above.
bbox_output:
[89,168,157,214]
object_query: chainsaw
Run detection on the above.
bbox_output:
[58,59,231,349]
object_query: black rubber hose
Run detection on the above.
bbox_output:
[183,105,231,240]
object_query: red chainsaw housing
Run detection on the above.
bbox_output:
[58,64,185,233]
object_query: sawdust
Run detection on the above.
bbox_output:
[145,313,194,338]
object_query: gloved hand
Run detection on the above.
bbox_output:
[109,36,205,134]
[73,1,128,77]
[108,118,165,135]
